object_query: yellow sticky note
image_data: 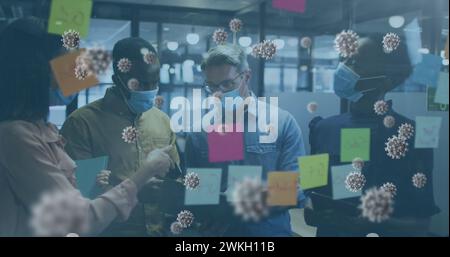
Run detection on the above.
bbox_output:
[298,154,329,190]
[267,172,298,206]
[50,50,98,97]
[48,0,93,38]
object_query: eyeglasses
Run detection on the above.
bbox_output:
[202,72,244,94]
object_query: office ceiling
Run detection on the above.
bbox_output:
[94,0,265,12]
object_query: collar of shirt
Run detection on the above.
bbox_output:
[102,86,136,118]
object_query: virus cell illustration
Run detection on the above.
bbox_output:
[212,28,228,45]
[260,40,277,60]
[385,135,408,159]
[398,123,414,140]
[143,52,157,65]
[345,171,366,192]
[383,115,396,128]
[382,33,401,54]
[307,102,318,113]
[154,95,164,109]
[121,126,138,144]
[76,46,112,76]
[176,210,195,228]
[61,29,80,50]
[380,182,397,197]
[374,100,389,115]
[334,30,359,58]
[117,58,132,73]
[360,187,394,223]
[229,18,243,33]
[412,172,427,189]
[74,64,88,80]
[251,42,264,58]
[231,177,269,222]
[127,78,140,91]
[184,172,200,190]
[170,222,184,235]
[30,190,90,236]
[352,157,365,171]
[300,37,312,49]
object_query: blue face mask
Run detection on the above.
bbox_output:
[220,87,243,111]
[334,62,385,102]
[127,87,159,114]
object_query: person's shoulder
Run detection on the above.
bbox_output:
[142,107,171,123]
[390,111,415,125]
[0,120,41,145]
[66,99,103,121]
[309,113,352,133]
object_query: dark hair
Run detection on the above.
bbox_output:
[112,37,160,89]
[0,17,62,122]
[351,33,413,92]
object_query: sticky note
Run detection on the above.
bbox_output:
[48,0,93,38]
[340,128,371,162]
[75,156,108,199]
[50,50,99,96]
[410,54,443,87]
[331,164,361,200]
[272,0,306,13]
[267,172,298,206]
[434,72,449,105]
[298,154,329,190]
[184,168,222,205]
[427,87,448,112]
[226,165,262,201]
[414,116,442,148]
[207,123,244,163]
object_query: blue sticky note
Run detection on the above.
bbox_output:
[226,165,262,201]
[184,168,222,205]
[414,116,442,148]
[75,156,108,199]
[331,164,361,200]
[410,54,443,87]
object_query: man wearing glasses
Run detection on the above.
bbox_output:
[185,44,307,236]
[61,37,180,236]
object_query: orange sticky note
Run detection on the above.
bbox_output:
[267,172,298,206]
[50,49,98,96]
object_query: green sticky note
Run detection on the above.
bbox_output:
[427,87,449,112]
[298,154,329,190]
[48,0,93,38]
[340,128,371,162]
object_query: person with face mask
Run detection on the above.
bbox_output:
[0,18,173,236]
[305,35,439,236]
[61,37,180,236]
[184,44,307,236]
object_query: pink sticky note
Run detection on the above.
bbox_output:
[207,123,244,163]
[272,0,306,13]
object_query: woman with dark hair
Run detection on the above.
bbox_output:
[0,18,173,236]
[305,35,440,236]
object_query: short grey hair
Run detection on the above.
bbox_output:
[201,44,249,72]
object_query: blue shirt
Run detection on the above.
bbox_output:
[185,97,306,236]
